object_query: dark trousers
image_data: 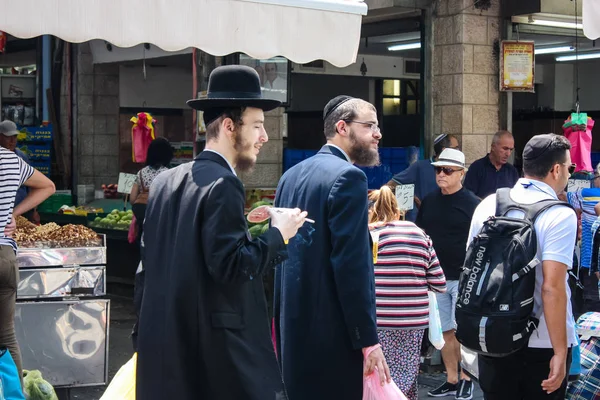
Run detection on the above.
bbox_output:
[478,347,572,400]
[581,269,600,315]
[131,203,146,245]
[0,246,22,381]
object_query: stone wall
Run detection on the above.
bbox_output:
[432,0,503,164]
[75,43,121,188]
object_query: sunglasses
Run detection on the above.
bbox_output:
[568,163,576,174]
[435,167,460,176]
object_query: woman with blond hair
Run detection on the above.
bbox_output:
[368,185,447,399]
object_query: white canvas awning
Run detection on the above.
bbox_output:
[0,0,367,67]
[584,0,600,40]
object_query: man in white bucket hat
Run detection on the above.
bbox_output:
[417,148,481,400]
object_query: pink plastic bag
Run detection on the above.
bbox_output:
[363,346,408,400]
[128,215,138,244]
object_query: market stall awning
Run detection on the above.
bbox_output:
[0,0,368,67]
[584,0,600,40]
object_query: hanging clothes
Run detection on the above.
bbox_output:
[563,113,595,172]
[130,112,156,163]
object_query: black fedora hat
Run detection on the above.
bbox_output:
[187,65,281,111]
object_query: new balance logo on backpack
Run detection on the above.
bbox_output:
[455,188,573,357]
[462,245,488,305]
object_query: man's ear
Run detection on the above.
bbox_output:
[222,118,236,139]
[335,120,349,138]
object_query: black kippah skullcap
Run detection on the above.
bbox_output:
[523,134,556,161]
[323,95,354,120]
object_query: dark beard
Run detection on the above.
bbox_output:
[348,131,380,167]
[233,129,256,173]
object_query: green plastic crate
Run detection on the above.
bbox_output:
[38,193,73,213]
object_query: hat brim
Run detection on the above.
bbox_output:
[1,130,19,137]
[186,98,281,112]
[431,160,468,172]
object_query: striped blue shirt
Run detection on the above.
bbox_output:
[0,147,34,251]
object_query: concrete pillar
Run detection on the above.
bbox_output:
[75,42,120,188]
[432,0,503,164]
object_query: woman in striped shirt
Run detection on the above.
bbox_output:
[368,185,446,400]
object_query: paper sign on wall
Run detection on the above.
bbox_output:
[567,179,591,193]
[117,173,137,194]
[395,184,415,211]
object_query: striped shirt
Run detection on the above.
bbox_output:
[370,221,447,329]
[0,147,34,251]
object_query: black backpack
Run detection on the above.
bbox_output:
[455,188,573,357]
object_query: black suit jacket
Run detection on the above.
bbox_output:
[137,151,288,400]
[274,145,378,400]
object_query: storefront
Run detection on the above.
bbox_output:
[505,2,600,173]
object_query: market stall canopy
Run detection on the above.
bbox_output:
[583,0,600,40]
[0,0,368,67]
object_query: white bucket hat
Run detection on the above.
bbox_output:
[431,148,467,171]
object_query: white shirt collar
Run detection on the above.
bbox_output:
[516,178,558,199]
[324,144,351,163]
[203,149,237,176]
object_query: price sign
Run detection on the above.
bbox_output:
[567,179,591,193]
[117,173,137,194]
[395,184,415,211]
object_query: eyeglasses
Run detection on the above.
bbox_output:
[435,167,460,176]
[344,120,381,133]
[566,163,576,174]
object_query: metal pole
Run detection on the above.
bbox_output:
[422,6,434,158]
[42,35,51,122]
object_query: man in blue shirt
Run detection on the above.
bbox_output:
[464,130,520,199]
[387,133,459,221]
[0,120,39,223]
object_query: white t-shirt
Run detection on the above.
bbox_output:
[467,178,578,348]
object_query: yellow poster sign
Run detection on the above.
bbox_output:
[500,41,535,92]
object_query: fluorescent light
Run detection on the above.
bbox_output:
[556,53,600,62]
[532,19,582,30]
[534,46,574,55]
[388,42,421,51]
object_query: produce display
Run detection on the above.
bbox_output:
[88,209,133,231]
[102,184,119,199]
[58,205,104,216]
[247,200,273,239]
[14,217,102,248]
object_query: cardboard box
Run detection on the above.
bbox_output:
[18,143,51,160]
[16,124,53,143]
[29,160,51,176]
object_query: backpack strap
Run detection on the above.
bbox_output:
[495,188,574,223]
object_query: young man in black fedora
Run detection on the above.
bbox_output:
[136,65,307,400]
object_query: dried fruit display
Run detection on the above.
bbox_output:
[14,222,102,248]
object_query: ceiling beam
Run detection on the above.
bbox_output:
[361,16,421,37]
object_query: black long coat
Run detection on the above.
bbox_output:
[136,151,288,400]
[274,145,378,400]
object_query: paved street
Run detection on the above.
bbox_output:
[59,285,483,400]
[418,372,484,400]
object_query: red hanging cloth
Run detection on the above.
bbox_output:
[130,112,156,163]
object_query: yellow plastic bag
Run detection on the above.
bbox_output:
[100,353,136,400]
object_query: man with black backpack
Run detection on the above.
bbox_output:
[457,134,578,399]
